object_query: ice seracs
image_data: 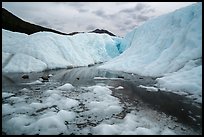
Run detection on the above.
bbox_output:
[2,29,121,73]
[99,3,202,103]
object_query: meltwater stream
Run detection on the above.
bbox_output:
[2,65,202,135]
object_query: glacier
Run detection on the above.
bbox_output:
[2,3,202,135]
[99,3,202,102]
[2,3,202,101]
[2,29,121,73]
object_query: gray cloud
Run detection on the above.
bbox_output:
[120,3,155,14]
[93,10,104,16]
[86,25,96,30]
[141,8,155,14]
[124,20,132,25]
[2,2,154,36]
[66,2,85,8]
[131,14,150,22]
[114,3,155,32]
[117,22,137,31]
[53,2,89,13]
[77,8,89,13]
[119,27,127,32]
[35,20,51,27]
[2,2,194,36]
[135,3,148,11]
[92,10,108,18]
[119,24,138,34]
[52,2,87,10]
[115,2,126,5]
[137,15,149,22]
[120,8,135,13]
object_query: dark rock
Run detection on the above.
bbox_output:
[139,77,143,79]
[30,113,37,116]
[39,75,50,81]
[68,32,79,35]
[64,121,69,125]
[118,76,124,79]
[67,66,74,69]
[22,74,29,79]
[88,64,94,67]
[181,127,186,131]
[36,107,48,113]
[77,78,80,80]
[68,31,85,35]
[89,29,116,36]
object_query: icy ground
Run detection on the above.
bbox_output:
[2,67,201,135]
[2,84,196,135]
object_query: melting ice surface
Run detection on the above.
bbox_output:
[2,66,202,135]
[1,83,198,135]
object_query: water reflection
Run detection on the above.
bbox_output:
[2,65,202,133]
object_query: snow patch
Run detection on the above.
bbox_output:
[57,83,74,91]
[138,85,158,92]
[115,86,124,90]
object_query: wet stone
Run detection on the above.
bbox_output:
[118,76,124,79]
[181,127,186,131]
[36,107,48,113]
[64,121,69,125]
[22,74,29,79]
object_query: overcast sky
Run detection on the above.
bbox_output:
[2,2,196,36]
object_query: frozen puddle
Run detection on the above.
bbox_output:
[2,83,198,135]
